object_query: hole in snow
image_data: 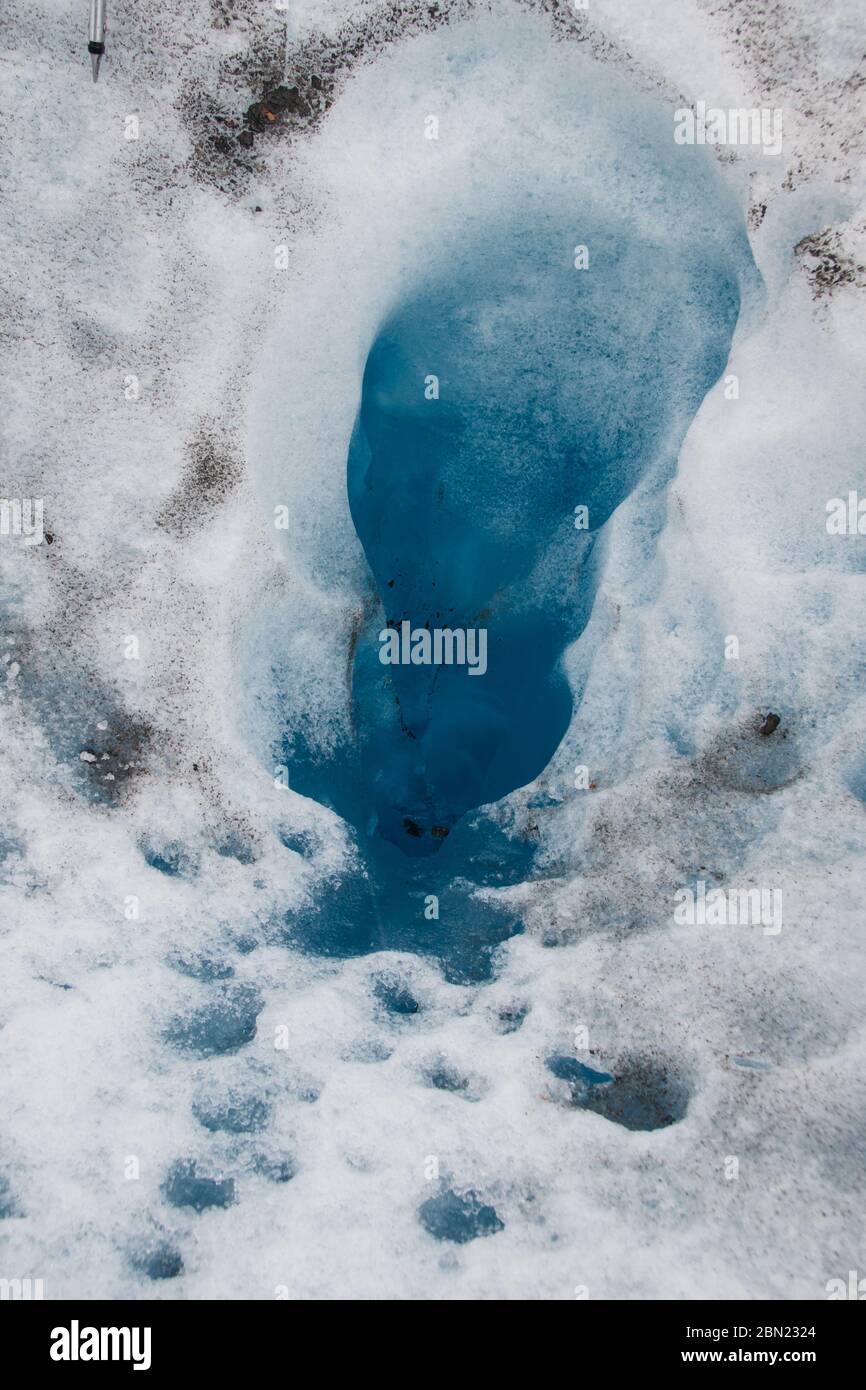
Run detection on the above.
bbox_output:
[192,1089,271,1134]
[162,1159,236,1213]
[418,1188,504,1244]
[163,984,263,1057]
[129,1238,184,1281]
[547,1053,689,1131]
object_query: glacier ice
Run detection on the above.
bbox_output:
[1,0,865,1304]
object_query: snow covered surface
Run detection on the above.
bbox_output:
[0,0,864,1299]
